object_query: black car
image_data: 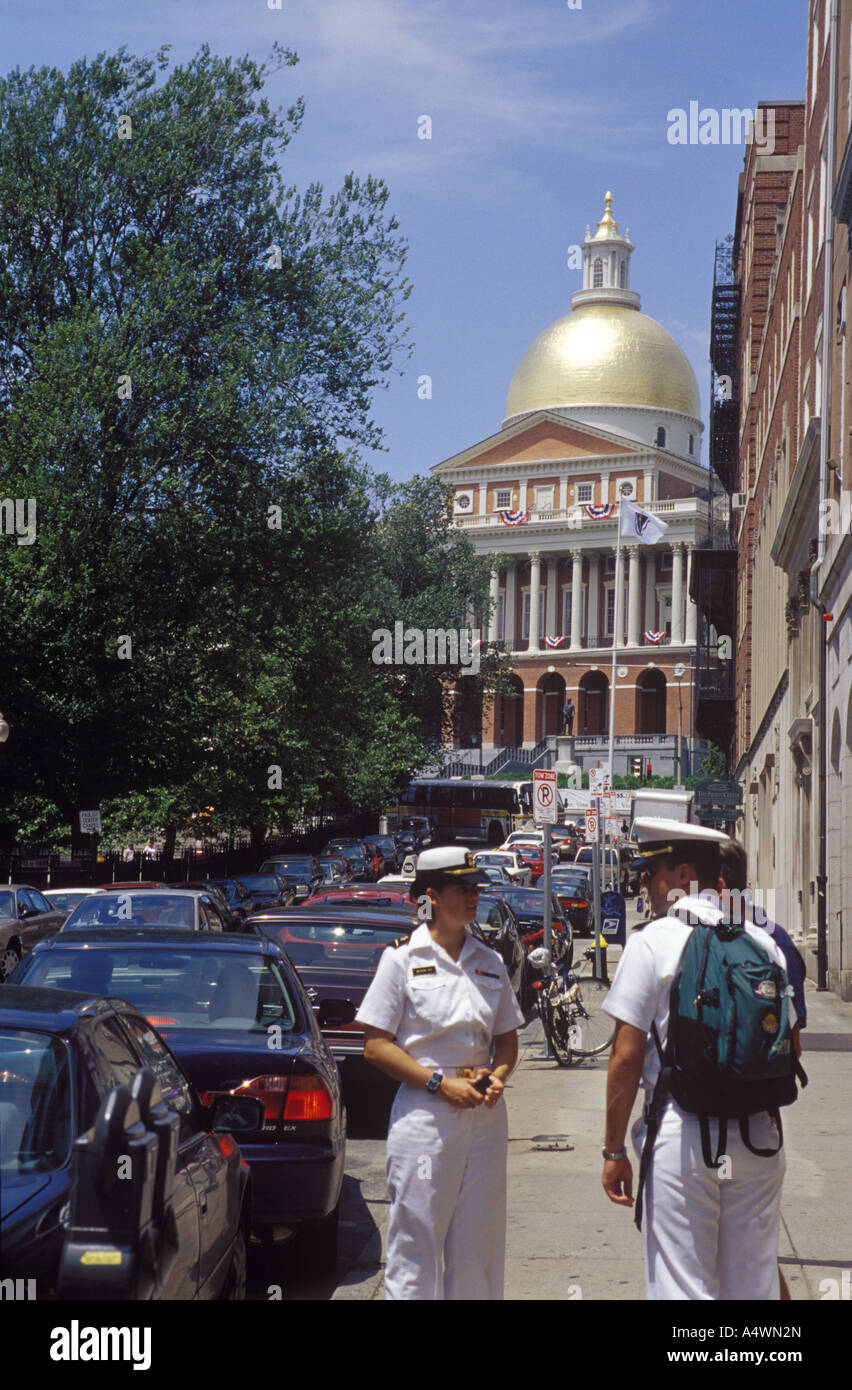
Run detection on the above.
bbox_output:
[206,877,257,928]
[550,868,594,937]
[0,986,256,1297]
[468,895,526,1007]
[257,856,325,903]
[13,930,346,1274]
[322,841,372,882]
[489,885,574,967]
[235,872,293,909]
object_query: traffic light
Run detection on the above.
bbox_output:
[630,756,643,779]
[646,762,653,782]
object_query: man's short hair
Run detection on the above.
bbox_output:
[656,843,721,889]
[718,839,748,892]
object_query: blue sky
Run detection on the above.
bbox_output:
[6,0,808,479]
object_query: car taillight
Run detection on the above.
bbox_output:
[146,1016,177,1026]
[198,1075,292,1122]
[284,1074,334,1121]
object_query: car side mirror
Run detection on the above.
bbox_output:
[318,999,356,1028]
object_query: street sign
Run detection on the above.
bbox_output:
[585,810,599,842]
[589,768,611,795]
[599,792,613,818]
[532,769,558,824]
[615,790,632,813]
[605,817,620,840]
[78,810,102,834]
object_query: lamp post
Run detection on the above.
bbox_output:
[673,664,686,788]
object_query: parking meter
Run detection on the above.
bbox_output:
[57,1083,158,1299]
[130,1068,180,1288]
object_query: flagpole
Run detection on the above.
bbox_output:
[606,503,623,783]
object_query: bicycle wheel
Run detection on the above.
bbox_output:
[541,988,574,1067]
[563,974,615,1056]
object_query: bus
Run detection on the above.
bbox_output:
[386,779,531,845]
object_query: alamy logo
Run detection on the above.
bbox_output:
[667,103,775,153]
[819,490,852,535]
[0,498,37,545]
[372,623,481,675]
[50,1321,152,1371]
[0,1277,36,1299]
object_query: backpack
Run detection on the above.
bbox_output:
[634,917,808,1230]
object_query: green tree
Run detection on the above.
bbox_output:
[0,44,416,839]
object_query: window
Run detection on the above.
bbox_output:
[562,589,572,637]
[660,550,673,571]
[605,554,616,574]
[688,433,695,454]
[497,594,505,641]
[619,260,626,288]
[806,194,814,301]
[577,482,593,503]
[522,590,545,641]
[606,587,616,635]
[534,485,554,511]
[593,257,603,287]
[655,426,667,448]
[496,489,511,510]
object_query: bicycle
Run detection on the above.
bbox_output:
[529,947,615,1067]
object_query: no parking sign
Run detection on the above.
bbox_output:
[532,769,557,824]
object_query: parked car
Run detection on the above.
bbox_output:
[249,907,416,1076]
[168,881,241,931]
[321,841,372,882]
[549,867,593,937]
[12,930,346,1274]
[0,985,257,1297]
[0,885,68,980]
[257,856,324,903]
[44,887,104,916]
[301,885,417,912]
[492,885,573,968]
[467,895,527,1008]
[206,877,257,928]
[477,865,515,887]
[60,889,228,933]
[232,872,292,910]
[510,843,544,882]
[318,856,351,884]
[370,834,402,873]
[473,851,531,886]
[362,841,386,882]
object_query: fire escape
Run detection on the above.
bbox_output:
[690,236,738,762]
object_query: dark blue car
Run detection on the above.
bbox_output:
[13,929,347,1274]
[0,987,252,1297]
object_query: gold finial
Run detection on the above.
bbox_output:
[594,190,620,239]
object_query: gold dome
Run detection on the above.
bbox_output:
[505,303,701,421]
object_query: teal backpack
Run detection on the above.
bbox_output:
[635,918,808,1230]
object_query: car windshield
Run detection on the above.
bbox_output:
[19,948,298,1032]
[0,1030,72,1175]
[47,891,91,912]
[63,893,194,929]
[260,861,311,876]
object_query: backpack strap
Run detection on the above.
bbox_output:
[698,1114,728,1169]
[634,1019,672,1232]
[739,1109,782,1158]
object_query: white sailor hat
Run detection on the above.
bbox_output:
[413,846,491,886]
[633,818,729,868]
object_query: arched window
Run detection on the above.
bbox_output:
[655,425,667,448]
[593,258,604,288]
[619,259,626,287]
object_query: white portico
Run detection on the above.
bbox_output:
[437,195,720,772]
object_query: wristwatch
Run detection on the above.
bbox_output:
[426,1071,444,1095]
[602,1146,627,1161]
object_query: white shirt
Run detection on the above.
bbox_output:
[603,894,797,1092]
[355,922,525,1071]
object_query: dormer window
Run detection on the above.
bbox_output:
[655,426,667,448]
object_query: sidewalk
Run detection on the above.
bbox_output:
[334,976,852,1301]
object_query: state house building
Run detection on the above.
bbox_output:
[438,195,720,777]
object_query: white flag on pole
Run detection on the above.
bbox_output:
[619,498,669,544]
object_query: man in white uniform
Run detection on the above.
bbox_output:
[600,820,798,1300]
[357,846,525,1300]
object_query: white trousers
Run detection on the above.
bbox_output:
[384,1086,509,1300]
[632,1101,785,1300]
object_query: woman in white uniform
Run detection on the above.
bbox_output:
[357,846,525,1300]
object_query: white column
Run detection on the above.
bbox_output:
[671,542,685,645]
[528,551,541,653]
[488,570,500,643]
[570,548,584,651]
[477,483,487,516]
[587,552,600,646]
[519,479,528,513]
[685,543,698,644]
[504,560,517,652]
[644,553,656,632]
[558,476,569,511]
[627,545,642,647]
[643,470,654,504]
[545,556,558,637]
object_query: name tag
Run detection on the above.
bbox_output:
[412,965,437,977]
[475,968,500,980]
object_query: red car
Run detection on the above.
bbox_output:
[511,844,544,882]
[301,886,415,910]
